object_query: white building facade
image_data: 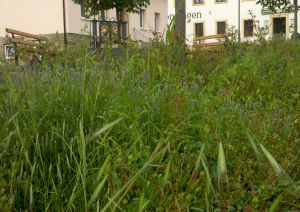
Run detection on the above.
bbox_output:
[0,0,168,58]
[168,0,300,45]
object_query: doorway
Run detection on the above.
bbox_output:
[273,17,286,38]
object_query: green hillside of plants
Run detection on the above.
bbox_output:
[0,38,299,211]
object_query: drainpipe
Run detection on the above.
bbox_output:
[238,0,241,42]
[294,0,298,40]
[63,0,68,47]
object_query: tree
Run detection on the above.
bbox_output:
[256,0,293,12]
[71,0,150,40]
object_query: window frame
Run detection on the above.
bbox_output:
[140,9,145,29]
[155,13,160,32]
[215,0,228,4]
[192,0,205,6]
[269,13,289,39]
[243,19,254,38]
[81,5,87,19]
[4,44,15,60]
[194,22,205,38]
[216,20,227,35]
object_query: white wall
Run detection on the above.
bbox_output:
[0,0,64,37]
[106,0,168,41]
[168,0,300,45]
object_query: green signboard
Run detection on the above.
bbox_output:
[261,7,296,15]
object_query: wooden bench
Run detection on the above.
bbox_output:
[5,28,52,64]
[193,33,231,53]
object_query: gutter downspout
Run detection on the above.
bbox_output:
[238,0,241,42]
[63,0,68,47]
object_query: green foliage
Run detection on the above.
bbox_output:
[0,37,299,211]
[256,0,294,12]
[71,0,150,16]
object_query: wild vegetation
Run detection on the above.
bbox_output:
[0,32,299,211]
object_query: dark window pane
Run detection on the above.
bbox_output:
[195,23,203,37]
[81,6,86,17]
[244,20,253,37]
[217,22,226,34]
[194,0,204,4]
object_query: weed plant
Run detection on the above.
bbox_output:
[0,35,299,211]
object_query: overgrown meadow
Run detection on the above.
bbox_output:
[0,35,299,211]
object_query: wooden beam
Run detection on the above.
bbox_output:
[194,33,230,41]
[200,42,225,47]
[207,49,225,53]
[10,38,39,46]
[6,28,44,40]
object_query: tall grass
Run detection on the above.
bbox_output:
[0,37,299,211]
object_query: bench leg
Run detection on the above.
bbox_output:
[12,34,19,65]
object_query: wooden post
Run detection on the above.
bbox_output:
[12,33,18,65]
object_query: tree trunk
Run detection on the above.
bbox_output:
[101,10,105,21]
[116,7,121,41]
[174,0,186,64]
[175,0,186,40]
[294,0,298,40]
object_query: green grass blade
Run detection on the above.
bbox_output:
[260,144,289,179]
[269,192,285,212]
[247,131,260,162]
[163,160,171,185]
[217,142,227,191]
[88,175,108,208]
[96,156,111,182]
[101,142,166,212]
[201,156,216,197]
[194,145,205,172]
[89,118,123,142]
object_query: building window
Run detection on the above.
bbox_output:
[81,5,86,18]
[273,17,286,37]
[155,13,160,32]
[4,44,15,60]
[140,10,145,29]
[244,20,254,37]
[195,23,204,37]
[217,21,226,34]
[100,10,107,20]
[193,0,204,5]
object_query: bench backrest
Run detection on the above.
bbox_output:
[193,33,230,42]
[191,33,231,54]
